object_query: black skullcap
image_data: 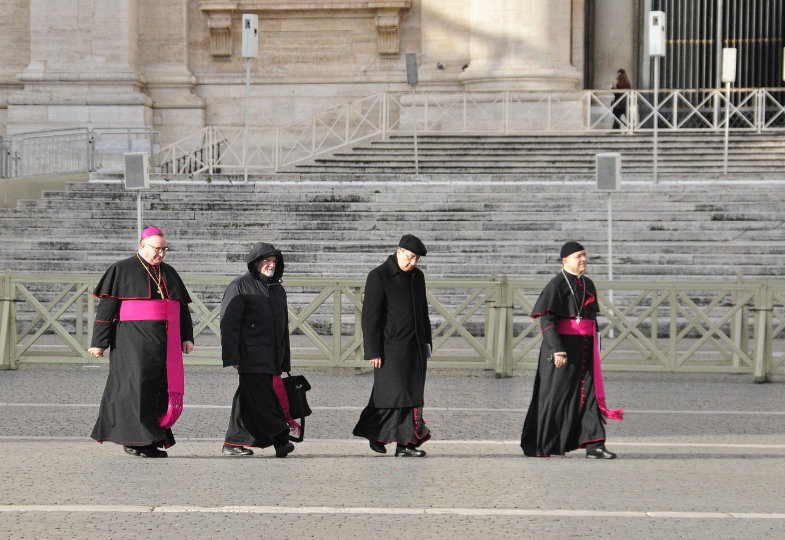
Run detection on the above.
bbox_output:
[560,241,585,259]
[398,234,427,256]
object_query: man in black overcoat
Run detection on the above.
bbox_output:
[220,242,297,458]
[521,241,622,459]
[353,234,432,457]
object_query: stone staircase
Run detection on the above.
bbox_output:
[2,176,784,281]
[293,133,785,178]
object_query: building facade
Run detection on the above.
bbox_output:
[0,0,781,145]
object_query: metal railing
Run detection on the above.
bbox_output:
[156,87,785,174]
[1,127,159,178]
[2,270,784,381]
[5,89,784,178]
[0,136,10,178]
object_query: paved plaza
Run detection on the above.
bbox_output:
[1,365,784,539]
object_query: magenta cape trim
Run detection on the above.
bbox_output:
[555,318,624,422]
[119,299,184,428]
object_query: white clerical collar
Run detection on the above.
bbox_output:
[562,267,583,278]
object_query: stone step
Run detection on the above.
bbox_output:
[3,171,785,283]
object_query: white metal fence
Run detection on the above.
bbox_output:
[158,88,785,175]
[0,127,158,178]
[4,88,785,178]
[0,136,10,179]
[2,271,784,381]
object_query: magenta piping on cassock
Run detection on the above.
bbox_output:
[555,318,624,422]
[118,299,184,428]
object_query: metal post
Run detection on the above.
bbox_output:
[243,57,250,183]
[653,57,659,184]
[607,192,615,338]
[136,192,142,241]
[381,92,388,141]
[752,281,770,383]
[412,86,419,175]
[0,270,13,370]
[723,81,731,174]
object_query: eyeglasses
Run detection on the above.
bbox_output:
[398,249,420,264]
[144,244,170,254]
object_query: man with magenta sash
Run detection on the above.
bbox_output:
[88,227,194,458]
[521,241,622,459]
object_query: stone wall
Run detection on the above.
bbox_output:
[0,0,596,144]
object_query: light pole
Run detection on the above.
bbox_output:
[721,47,737,175]
[405,52,419,175]
[597,152,621,338]
[123,153,150,241]
[648,11,666,184]
[241,14,259,183]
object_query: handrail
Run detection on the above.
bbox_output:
[0,136,11,179]
[1,271,783,381]
[5,89,784,178]
[2,126,159,178]
[155,87,785,174]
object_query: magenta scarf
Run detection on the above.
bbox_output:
[118,299,184,428]
[556,318,624,422]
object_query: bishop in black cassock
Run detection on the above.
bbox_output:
[521,242,622,459]
[89,227,194,458]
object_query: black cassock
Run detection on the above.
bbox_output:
[221,243,292,449]
[353,255,432,447]
[521,271,605,457]
[90,256,193,449]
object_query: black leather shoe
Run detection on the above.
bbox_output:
[137,444,168,458]
[123,446,141,457]
[222,444,253,456]
[369,441,387,454]
[275,442,295,458]
[586,446,617,459]
[395,445,426,457]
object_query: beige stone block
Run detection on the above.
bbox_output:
[0,0,31,76]
[48,106,91,124]
[88,106,152,126]
[7,106,50,132]
[154,108,205,146]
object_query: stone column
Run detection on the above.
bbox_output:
[459,0,582,90]
[0,0,30,136]
[8,0,152,134]
[138,0,205,145]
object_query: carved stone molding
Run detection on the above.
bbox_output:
[207,14,232,58]
[199,1,411,59]
[375,11,401,58]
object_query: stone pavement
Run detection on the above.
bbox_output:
[1,365,784,539]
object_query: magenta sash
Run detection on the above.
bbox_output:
[119,299,184,428]
[555,318,623,422]
[272,375,302,439]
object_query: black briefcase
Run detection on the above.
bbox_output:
[283,372,312,442]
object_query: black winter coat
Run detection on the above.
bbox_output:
[220,243,290,374]
[361,254,432,408]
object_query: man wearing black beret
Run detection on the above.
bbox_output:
[353,234,432,457]
[521,241,623,459]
